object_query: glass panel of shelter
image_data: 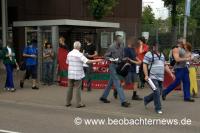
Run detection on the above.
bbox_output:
[25,26,53,83]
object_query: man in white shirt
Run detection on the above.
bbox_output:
[66,41,103,108]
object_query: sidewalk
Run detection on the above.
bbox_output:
[0,83,200,120]
[0,68,200,132]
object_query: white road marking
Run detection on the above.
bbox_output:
[0,129,21,133]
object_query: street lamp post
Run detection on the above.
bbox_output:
[179,16,181,35]
[183,0,191,40]
[183,15,188,39]
[1,0,8,47]
[178,14,184,35]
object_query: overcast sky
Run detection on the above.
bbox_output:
[143,0,169,19]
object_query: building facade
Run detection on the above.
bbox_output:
[1,0,142,81]
[2,0,142,49]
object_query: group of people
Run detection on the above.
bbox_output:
[0,40,40,92]
[142,38,196,114]
[162,39,196,102]
[0,38,64,91]
[65,35,150,108]
[66,35,197,115]
[0,34,198,114]
[99,36,147,107]
[0,36,98,91]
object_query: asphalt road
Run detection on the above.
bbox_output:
[0,69,199,133]
[0,85,199,133]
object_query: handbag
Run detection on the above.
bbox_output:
[116,60,131,77]
[19,61,26,71]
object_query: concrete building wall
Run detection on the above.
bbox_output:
[7,0,142,36]
[2,0,142,60]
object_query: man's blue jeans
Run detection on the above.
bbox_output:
[101,63,126,103]
[43,62,53,84]
[163,67,191,100]
[144,79,163,111]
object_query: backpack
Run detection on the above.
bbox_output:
[116,60,131,77]
[169,46,178,66]
[139,51,154,82]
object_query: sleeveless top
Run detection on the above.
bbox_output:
[174,48,187,69]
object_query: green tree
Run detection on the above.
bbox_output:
[155,18,170,33]
[141,6,156,35]
[175,0,198,29]
[191,0,200,25]
[162,0,184,45]
[142,5,155,24]
[89,0,119,20]
[171,0,198,34]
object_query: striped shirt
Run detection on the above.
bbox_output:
[67,49,89,80]
[143,51,165,81]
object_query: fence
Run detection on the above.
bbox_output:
[142,24,200,50]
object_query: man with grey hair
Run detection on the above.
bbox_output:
[66,41,103,108]
[100,35,130,107]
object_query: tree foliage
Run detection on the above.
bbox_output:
[162,0,183,7]
[163,0,199,27]
[162,0,199,44]
[162,0,184,44]
[142,5,155,24]
[162,0,184,26]
[88,0,119,20]
[191,0,200,25]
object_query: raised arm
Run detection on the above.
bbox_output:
[129,57,142,65]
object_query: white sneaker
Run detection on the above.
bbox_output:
[10,88,16,92]
[156,110,163,114]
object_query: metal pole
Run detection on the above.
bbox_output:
[183,0,191,40]
[183,15,188,39]
[1,0,8,47]
[25,27,28,46]
[179,16,181,35]
[51,26,59,82]
[37,26,42,83]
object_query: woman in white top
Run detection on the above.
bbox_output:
[2,43,19,92]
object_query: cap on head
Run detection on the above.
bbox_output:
[115,35,122,40]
